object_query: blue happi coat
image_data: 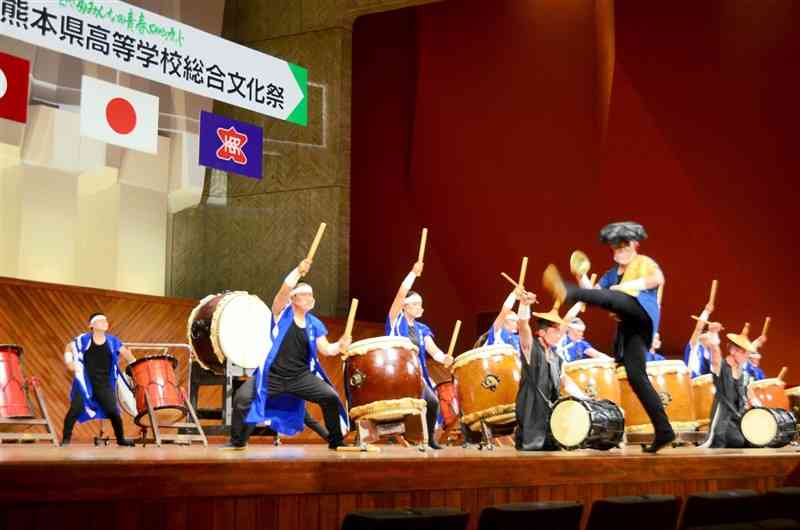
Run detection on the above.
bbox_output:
[246,305,348,436]
[68,332,123,422]
[486,326,521,352]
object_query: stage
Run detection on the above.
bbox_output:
[1,443,799,530]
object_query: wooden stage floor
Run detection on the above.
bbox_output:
[1,443,799,530]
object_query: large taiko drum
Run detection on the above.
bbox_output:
[188,291,271,373]
[562,358,621,404]
[0,345,32,427]
[344,337,425,422]
[786,386,800,426]
[691,374,715,431]
[748,378,790,410]
[452,344,521,432]
[550,397,625,451]
[739,407,797,448]
[617,360,696,434]
[125,354,187,427]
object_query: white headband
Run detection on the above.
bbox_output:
[404,293,422,305]
[290,284,313,296]
[89,314,107,326]
[568,320,586,332]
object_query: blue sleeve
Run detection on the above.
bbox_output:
[314,318,327,338]
[599,270,615,289]
[421,322,434,339]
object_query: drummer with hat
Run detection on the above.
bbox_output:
[61,312,136,446]
[684,302,720,378]
[387,261,454,450]
[543,221,674,453]
[705,325,764,448]
[515,293,588,451]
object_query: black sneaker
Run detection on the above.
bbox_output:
[60,438,71,447]
[117,438,135,447]
[428,441,444,450]
[220,443,247,451]
[328,439,346,450]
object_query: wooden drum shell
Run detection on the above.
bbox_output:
[561,358,621,404]
[452,345,520,430]
[748,378,790,411]
[617,360,696,433]
[126,354,187,427]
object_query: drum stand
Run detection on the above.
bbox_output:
[136,392,207,447]
[0,376,58,446]
[354,411,429,452]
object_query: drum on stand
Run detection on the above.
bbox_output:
[739,407,797,448]
[748,378,790,410]
[691,374,715,431]
[0,345,32,433]
[126,354,187,427]
[617,360,697,434]
[452,344,521,432]
[562,358,621,404]
[550,397,625,451]
[786,386,800,427]
[187,291,271,373]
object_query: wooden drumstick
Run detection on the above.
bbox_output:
[417,228,428,272]
[344,298,358,338]
[778,366,788,381]
[761,316,771,338]
[500,272,539,304]
[446,320,462,358]
[742,322,751,338]
[580,273,598,313]
[709,279,718,306]
[657,282,665,307]
[518,256,528,289]
[306,222,327,262]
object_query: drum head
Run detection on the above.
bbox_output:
[215,294,271,369]
[116,374,137,417]
[551,399,591,449]
[741,408,778,447]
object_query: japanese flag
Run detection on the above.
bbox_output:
[80,75,159,154]
[0,51,30,124]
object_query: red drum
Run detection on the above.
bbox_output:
[435,380,460,431]
[125,354,187,427]
[0,345,31,419]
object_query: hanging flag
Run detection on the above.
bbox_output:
[79,75,159,154]
[198,110,263,180]
[0,51,30,124]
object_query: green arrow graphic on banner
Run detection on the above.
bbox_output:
[287,63,308,126]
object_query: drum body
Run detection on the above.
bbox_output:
[188,291,270,373]
[748,378,789,410]
[435,381,460,431]
[452,344,521,432]
[0,345,31,425]
[344,337,425,422]
[116,373,138,417]
[617,360,696,433]
[692,374,715,431]
[786,386,800,426]
[550,397,625,451]
[739,407,797,448]
[562,358,621,404]
[125,354,187,427]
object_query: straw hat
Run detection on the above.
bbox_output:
[726,323,756,352]
[533,303,565,326]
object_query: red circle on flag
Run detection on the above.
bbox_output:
[105,97,137,135]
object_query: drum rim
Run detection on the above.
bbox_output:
[691,373,714,385]
[0,344,23,355]
[616,360,690,378]
[550,397,592,450]
[345,336,418,358]
[563,358,616,372]
[748,378,786,389]
[740,407,779,447]
[125,353,179,376]
[133,404,188,427]
[213,292,270,369]
[785,385,800,396]
[452,344,517,370]
[186,293,222,372]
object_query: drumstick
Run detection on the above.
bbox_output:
[518,256,528,289]
[709,279,718,306]
[742,322,751,338]
[344,298,358,337]
[446,320,462,358]
[580,273,598,313]
[306,223,327,262]
[657,282,665,307]
[778,367,788,381]
[761,316,771,337]
[500,272,539,304]
[417,228,428,273]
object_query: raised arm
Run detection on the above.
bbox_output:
[273,259,311,317]
[558,302,584,333]
[389,262,423,325]
[517,291,535,362]
[689,302,714,348]
[706,333,723,375]
[492,290,518,332]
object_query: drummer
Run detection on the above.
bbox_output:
[387,261,454,450]
[684,301,718,378]
[744,334,767,381]
[705,326,764,448]
[228,258,352,450]
[646,333,666,362]
[484,289,521,351]
[558,316,612,362]
[515,292,588,451]
[61,313,136,446]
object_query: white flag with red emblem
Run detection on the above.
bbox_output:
[79,76,159,154]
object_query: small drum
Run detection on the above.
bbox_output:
[739,407,797,448]
[116,373,137,417]
[617,360,696,434]
[550,397,625,451]
[786,386,800,426]
[452,344,521,432]
[562,358,621,404]
[125,354,187,427]
[691,374,715,431]
[435,380,460,431]
[344,337,425,422]
[188,291,271,373]
[0,345,31,420]
[748,378,790,410]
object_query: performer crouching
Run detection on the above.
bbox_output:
[227,258,351,450]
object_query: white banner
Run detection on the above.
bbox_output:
[0,0,308,125]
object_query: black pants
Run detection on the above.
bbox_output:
[62,378,126,442]
[422,384,439,441]
[231,371,342,446]
[567,286,674,437]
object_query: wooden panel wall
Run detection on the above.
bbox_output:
[0,277,384,442]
